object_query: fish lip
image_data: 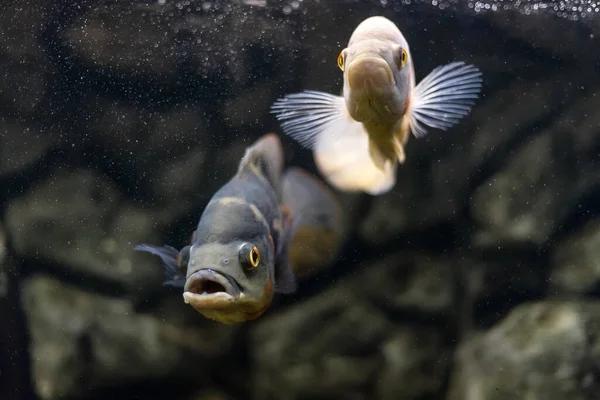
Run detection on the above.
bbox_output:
[183,269,242,305]
[347,57,393,89]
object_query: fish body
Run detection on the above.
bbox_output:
[136,134,342,324]
[271,16,483,195]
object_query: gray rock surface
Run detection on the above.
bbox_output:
[471,90,600,247]
[0,118,53,176]
[250,252,453,400]
[549,218,600,295]
[447,300,600,400]
[21,275,238,400]
[0,227,34,400]
[0,0,597,399]
[0,0,50,117]
[4,168,164,290]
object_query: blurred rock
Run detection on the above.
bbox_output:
[549,219,600,295]
[0,118,52,176]
[0,0,49,116]
[150,147,207,220]
[151,135,266,225]
[65,1,300,98]
[447,300,600,400]
[359,252,456,317]
[457,253,546,331]
[0,226,34,400]
[471,134,565,246]
[65,3,180,77]
[83,96,208,164]
[471,83,600,247]
[21,275,237,400]
[75,94,241,224]
[485,10,600,63]
[186,389,235,400]
[4,168,164,289]
[375,328,451,400]
[221,83,274,129]
[0,223,5,271]
[250,251,452,400]
[251,286,386,400]
[0,62,47,117]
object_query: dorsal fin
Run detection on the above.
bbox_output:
[237,133,285,199]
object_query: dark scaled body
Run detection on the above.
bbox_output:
[136,133,342,324]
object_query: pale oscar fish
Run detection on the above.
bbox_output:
[270,16,483,195]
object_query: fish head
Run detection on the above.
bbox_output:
[340,38,413,125]
[182,238,275,324]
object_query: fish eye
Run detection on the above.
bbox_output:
[239,243,260,271]
[249,247,260,267]
[400,49,408,67]
[337,51,345,71]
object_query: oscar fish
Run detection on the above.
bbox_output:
[135,133,342,324]
[271,15,483,195]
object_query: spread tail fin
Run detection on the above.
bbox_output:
[282,167,344,278]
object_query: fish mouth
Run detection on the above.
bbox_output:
[347,57,393,90]
[183,269,242,309]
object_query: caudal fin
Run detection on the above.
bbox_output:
[237,133,285,199]
[271,90,397,195]
[282,167,344,278]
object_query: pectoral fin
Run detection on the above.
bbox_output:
[134,244,185,288]
[271,90,397,196]
[409,61,483,138]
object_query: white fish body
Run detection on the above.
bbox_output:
[271,16,483,195]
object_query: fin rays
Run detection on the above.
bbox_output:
[270,89,397,195]
[270,91,344,149]
[270,62,483,195]
[410,61,483,138]
[134,244,185,287]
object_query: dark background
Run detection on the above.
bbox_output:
[0,0,599,399]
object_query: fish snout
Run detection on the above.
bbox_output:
[347,57,393,91]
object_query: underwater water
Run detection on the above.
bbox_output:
[0,0,599,399]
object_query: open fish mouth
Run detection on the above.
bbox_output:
[183,269,242,308]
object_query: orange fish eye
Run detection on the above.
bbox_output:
[337,51,345,71]
[240,243,260,271]
[249,246,260,268]
[400,48,408,67]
